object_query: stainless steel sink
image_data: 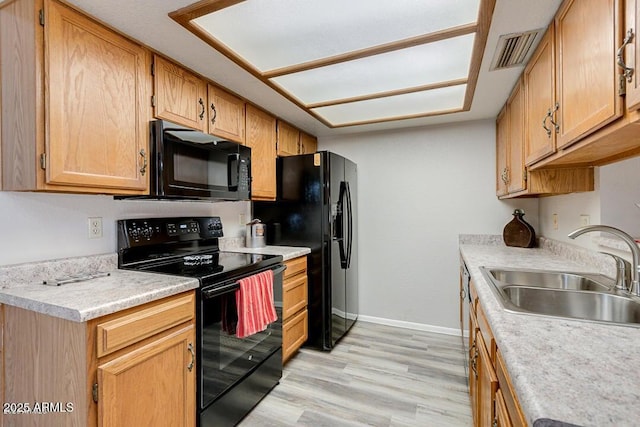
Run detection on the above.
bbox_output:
[487,268,611,291]
[480,267,640,327]
[502,286,640,324]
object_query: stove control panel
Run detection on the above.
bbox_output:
[118,216,224,248]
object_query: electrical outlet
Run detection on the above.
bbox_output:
[552,213,558,230]
[580,214,590,226]
[88,217,103,239]
[239,213,247,226]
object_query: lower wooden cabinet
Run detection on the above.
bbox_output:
[282,256,308,362]
[2,291,196,427]
[467,279,526,427]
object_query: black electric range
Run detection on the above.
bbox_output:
[117,216,284,427]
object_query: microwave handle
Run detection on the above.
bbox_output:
[228,153,240,191]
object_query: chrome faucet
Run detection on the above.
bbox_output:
[568,225,640,296]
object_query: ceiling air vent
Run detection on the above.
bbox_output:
[490,29,543,71]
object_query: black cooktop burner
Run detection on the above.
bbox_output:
[137,251,281,285]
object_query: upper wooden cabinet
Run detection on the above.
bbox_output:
[496,78,593,199]
[277,120,301,157]
[524,25,557,166]
[624,0,640,110]
[246,105,277,200]
[207,84,245,144]
[277,121,318,157]
[153,55,207,132]
[0,0,150,195]
[299,132,318,154]
[555,0,622,148]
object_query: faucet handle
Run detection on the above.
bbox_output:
[600,252,632,292]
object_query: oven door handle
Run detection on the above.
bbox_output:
[202,282,240,299]
[272,265,287,275]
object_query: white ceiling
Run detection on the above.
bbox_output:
[65,0,563,138]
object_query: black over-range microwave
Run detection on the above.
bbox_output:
[147,120,251,201]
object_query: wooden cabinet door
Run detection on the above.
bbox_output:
[496,106,509,197]
[153,55,207,132]
[277,120,300,156]
[495,389,513,427]
[477,333,498,427]
[469,308,479,425]
[207,84,245,143]
[555,0,622,149]
[246,104,277,200]
[625,0,640,110]
[97,325,196,427]
[300,132,318,154]
[525,25,556,165]
[46,0,148,192]
[507,80,526,194]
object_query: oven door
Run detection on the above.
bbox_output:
[155,120,250,200]
[199,265,284,411]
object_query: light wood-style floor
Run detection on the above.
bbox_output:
[239,321,472,426]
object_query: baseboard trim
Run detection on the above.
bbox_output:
[357,315,465,337]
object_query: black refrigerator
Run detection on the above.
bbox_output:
[253,151,358,350]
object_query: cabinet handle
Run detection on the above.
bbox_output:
[460,288,467,301]
[542,109,552,138]
[500,167,509,185]
[139,149,147,176]
[549,103,560,134]
[198,98,205,120]
[187,342,195,372]
[210,103,217,126]
[493,420,498,427]
[617,28,635,83]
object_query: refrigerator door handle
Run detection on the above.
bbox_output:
[338,181,348,268]
[345,182,353,269]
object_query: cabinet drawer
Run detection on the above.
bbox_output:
[284,256,307,280]
[476,302,496,364]
[283,309,308,363]
[96,292,195,358]
[283,274,308,320]
[496,350,527,427]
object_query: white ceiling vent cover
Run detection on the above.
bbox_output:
[490,29,543,70]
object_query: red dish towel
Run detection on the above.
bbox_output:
[235,269,277,338]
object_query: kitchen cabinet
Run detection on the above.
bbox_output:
[282,256,308,363]
[3,291,196,427]
[277,121,318,157]
[524,0,640,169]
[0,0,149,195]
[207,84,246,144]
[496,79,526,196]
[246,104,277,200]
[466,279,527,427]
[554,0,622,149]
[524,25,556,165]
[299,132,318,154]
[153,54,207,132]
[496,77,594,199]
[277,120,301,157]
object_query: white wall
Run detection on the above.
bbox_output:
[321,119,538,331]
[0,192,250,266]
[539,156,640,252]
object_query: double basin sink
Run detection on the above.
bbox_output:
[480,267,640,326]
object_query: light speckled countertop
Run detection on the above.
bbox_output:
[460,236,640,427]
[220,237,311,261]
[0,253,199,322]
